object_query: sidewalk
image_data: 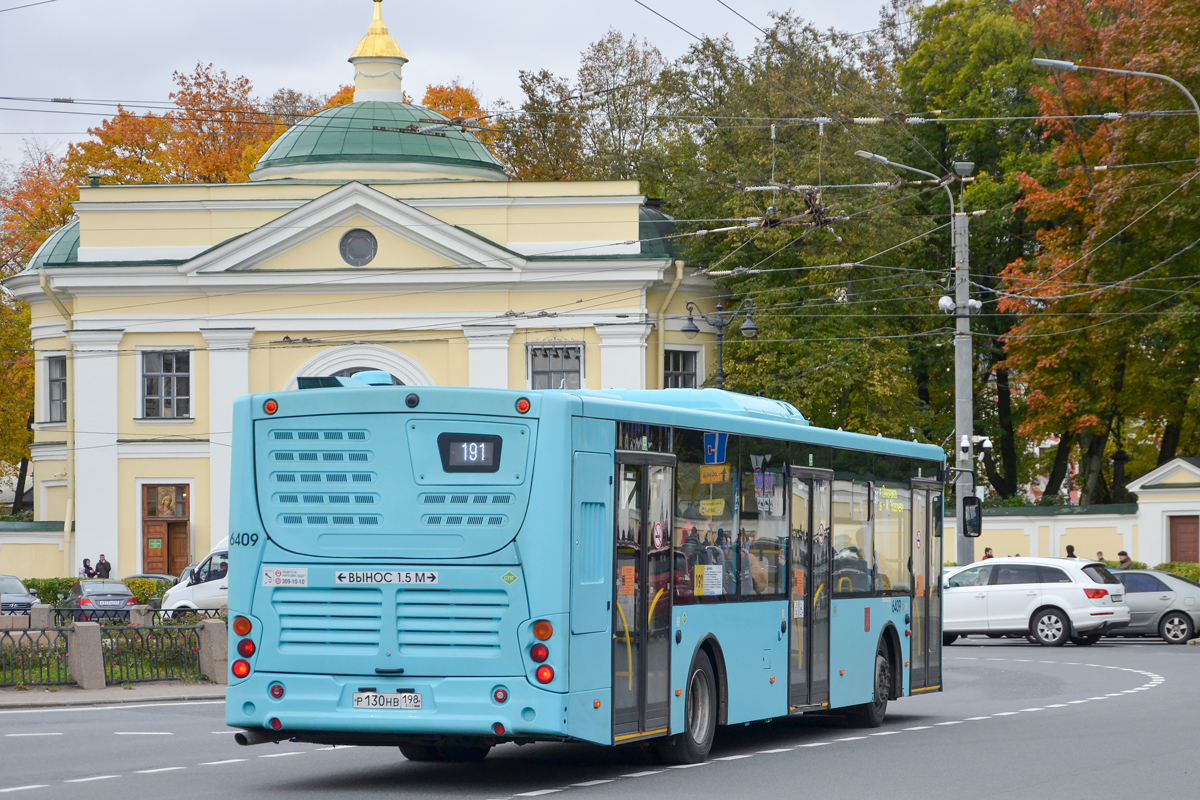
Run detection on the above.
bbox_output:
[0,681,226,709]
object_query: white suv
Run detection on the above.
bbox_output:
[943,557,1131,646]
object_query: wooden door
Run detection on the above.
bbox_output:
[1169,516,1199,563]
[143,521,168,574]
[168,522,191,576]
[143,485,190,576]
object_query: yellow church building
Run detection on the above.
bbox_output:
[3,1,714,579]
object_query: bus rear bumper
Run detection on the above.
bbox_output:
[226,672,568,741]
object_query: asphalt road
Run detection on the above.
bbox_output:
[1,639,1196,799]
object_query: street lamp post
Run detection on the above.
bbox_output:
[1033,58,1200,165]
[855,150,978,566]
[681,299,759,390]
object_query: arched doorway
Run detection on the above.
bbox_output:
[285,343,436,390]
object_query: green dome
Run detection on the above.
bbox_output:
[252,101,506,178]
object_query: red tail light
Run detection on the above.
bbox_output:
[237,639,256,657]
[232,659,251,679]
[1084,588,1109,599]
[530,643,548,663]
[79,598,93,606]
[269,683,285,699]
[125,597,137,606]
[493,688,508,703]
[535,665,554,684]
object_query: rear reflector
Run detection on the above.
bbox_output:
[493,722,505,736]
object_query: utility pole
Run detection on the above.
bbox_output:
[952,205,975,567]
[856,151,978,564]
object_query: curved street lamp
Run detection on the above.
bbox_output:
[682,298,757,390]
[1032,58,1200,165]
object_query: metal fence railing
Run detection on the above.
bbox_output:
[153,608,226,624]
[53,608,132,626]
[0,628,73,686]
[102,625,203,683]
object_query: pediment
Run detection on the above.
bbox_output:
[181,181,525,274]
[1126,457,1200,492]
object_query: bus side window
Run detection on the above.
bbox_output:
[738,455,787,598]
[673,428,735,603]
[832,479,872,594]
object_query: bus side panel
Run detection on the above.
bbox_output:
[672,601,789,730]
[227,395,266,702]
[518,402,574,640]
[828,597,912,708]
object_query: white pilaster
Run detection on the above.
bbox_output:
[68,329,124,576]
[595,323,654,390]
[463,323,516,388]
[201,328,255,547]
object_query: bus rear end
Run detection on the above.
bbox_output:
[225,386,579,753]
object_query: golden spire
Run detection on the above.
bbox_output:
[350,0,407,61]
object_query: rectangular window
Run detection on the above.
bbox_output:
[529,345,582,390]
[832,479,872,594]
[664,349,697,388]
[142,350,191,418]
[736,440,787,598]
[873,484,911,592]
[673,428,736,604]
[47,355,67,423]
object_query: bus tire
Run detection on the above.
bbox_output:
[437,745,492,762]
[398,744,442,762]
[942,634,957,647]
[653,651,717,765]
[846,649,890,728]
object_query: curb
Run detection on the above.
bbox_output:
[0,688,225,710]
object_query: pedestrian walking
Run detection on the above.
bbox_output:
[1065,544,1077,559]
[1116,550,1135,570]
[79,558,95,578]
[95,555,112,579]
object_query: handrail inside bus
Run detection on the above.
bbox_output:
[647,587,665,626]
[615,600,634,692]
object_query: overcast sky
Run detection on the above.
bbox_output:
[0,0,910,165]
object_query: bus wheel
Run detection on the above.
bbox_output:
[399,744,442,762]
[847,648,890,728]
[436,745,492,762]
[653,651,717,765]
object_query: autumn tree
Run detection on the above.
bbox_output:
[422,82,497,146]
[999,0,1200,502]
[0,144,74,486]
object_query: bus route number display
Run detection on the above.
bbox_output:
[437,433,502,473]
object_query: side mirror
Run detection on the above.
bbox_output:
[962,496,983,537]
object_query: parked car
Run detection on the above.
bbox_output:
[942,557,1131,646]
[0,575,36,615]
[161,544,228,615]
[60,580,137,621]
[1106,570,1200,644]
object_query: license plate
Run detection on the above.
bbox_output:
[1112,594,1122,602]
[97,601,120,607]
[352,692,422,709]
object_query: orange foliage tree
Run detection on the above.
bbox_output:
[1001,0,1200,501]
[422,82,497,146]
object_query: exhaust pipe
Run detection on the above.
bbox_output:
[234,728,288,746]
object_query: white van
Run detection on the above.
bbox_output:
[161,537,228,614]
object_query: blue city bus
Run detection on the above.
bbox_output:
[226,375,945,763]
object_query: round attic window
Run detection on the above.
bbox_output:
[339,229,378,266]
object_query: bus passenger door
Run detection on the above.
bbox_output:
[788,469,832,710]
[910,484,942,692]
[613,456,674,741]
